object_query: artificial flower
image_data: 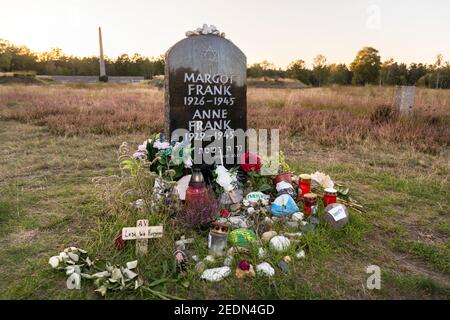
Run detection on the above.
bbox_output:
[65,265,81,275]
[133,151,146,160]
[184,158,193,168]
[137,143,147,152]
[92,271,110,278]
[215,165,237,192]
[240,153,261,173]
[95,285,107,296]
[122,268,138,280]
[220,208,229,218]
[153,140,170,150]
[49,256,60,268]
[66,272,81,290]
[238,260,250,271]
[311,171,334,189]
[126,260,138,269]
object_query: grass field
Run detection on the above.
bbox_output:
[0,84,449,299]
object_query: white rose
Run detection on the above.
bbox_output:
[66,273,81,290]
[48,256,60,268]
[215,166,236,192]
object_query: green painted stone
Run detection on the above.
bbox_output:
[228,228,257,247]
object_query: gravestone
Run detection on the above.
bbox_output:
[394,86,415,114]
[165,24,247,167]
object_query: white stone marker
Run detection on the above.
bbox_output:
[122,219,163,256]
[394,86,415,114]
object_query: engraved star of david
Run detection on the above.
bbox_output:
[201,46,218,62]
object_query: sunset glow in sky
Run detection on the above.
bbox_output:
[1,0,449,68]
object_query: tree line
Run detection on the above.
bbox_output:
[0,39,164,78]
[249,48,450,89]
[1,39,449,88]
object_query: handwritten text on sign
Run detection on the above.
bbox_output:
[122,225,164,240]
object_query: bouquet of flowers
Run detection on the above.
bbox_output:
[133,133,192,180]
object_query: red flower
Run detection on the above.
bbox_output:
[220,208,229,218]
[240,153,261,173]
[239,260,250,271]
[114,232,126,250]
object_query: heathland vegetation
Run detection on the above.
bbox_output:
[0,84,448,299]
[1,39,450,88]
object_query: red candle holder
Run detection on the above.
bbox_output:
[323,187,337,207]
[303,192,317,217]
[298,174,311,200]
[185,167,209,208]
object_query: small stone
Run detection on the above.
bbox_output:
[247,207,255,214]
[270,236,291,252]
[283,256,292,263]
[228,246,249,255]
[220,192,233,205]
[195,261,206,273]
[229,189,243,203]
[296,250,306,259]
[278,260,289,273]
[276,181,294,193]
[271,194,299,217]
[292,212,304,221]
[264,217,273,225]
[191,255,199,262]
[283,232,302,240]
[175,237,194,250]
[228,216,248,229]
[262,231,278,242]
[256,262,275,277]
[235,265,255,279]
[201,266,231,282]
[258,247,267,258]
[228,228,257,247]
[285,221,299,229]
[229,203,242,212]
[204,255,215,264]
[322,204,349,229]
[245,191,268,205]
[224,255,234,267]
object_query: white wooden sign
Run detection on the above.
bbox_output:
[121,219,163,255]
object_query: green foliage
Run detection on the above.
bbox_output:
[247,60,285,79]
[350,47,381,85]
[328,64,352,85]
[286,59,311,85]
[0,39,165,78]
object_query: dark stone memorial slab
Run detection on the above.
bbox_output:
[165,25,247,167]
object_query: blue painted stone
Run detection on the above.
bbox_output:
[271,194,299,217]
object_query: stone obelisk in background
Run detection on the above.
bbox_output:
[98,27,108,82]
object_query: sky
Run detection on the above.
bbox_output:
[1,0,449,68]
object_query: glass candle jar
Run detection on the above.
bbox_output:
[208,222,230,256]
[298,174,311,200]
[185,167,209,208]
[323,187,337,207]
[303,192,318,217]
